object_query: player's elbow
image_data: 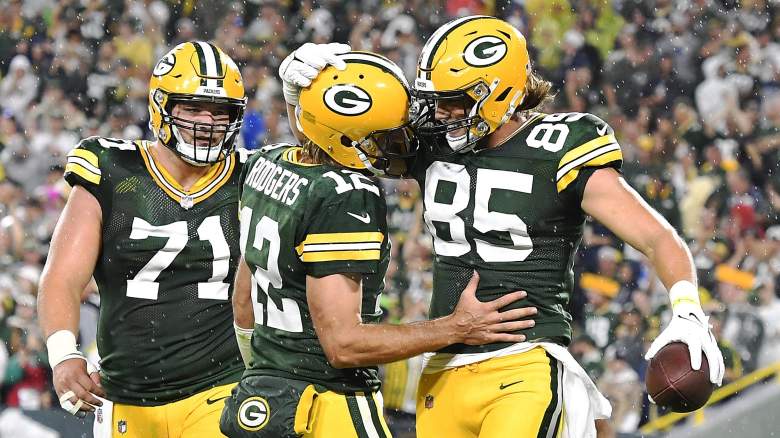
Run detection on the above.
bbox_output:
[321,334,362,369]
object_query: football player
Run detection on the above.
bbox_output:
[287,15,726,438]
[408,16,725,437]
[38,42,249,437]
[219,50,537,438]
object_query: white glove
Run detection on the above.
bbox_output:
[645,281,725,386]
[278,42,351,106]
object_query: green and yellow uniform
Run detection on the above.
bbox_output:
[412,112,623,437]
[220,145,392,438]
[64,136,247,436]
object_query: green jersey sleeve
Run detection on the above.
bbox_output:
[298,170,387,278]
[555,113,623,198]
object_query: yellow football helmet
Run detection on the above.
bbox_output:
[148,41,246,165]
[413,16,530,154]
[296,52,417,178]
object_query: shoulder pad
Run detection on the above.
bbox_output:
[534,113,622,193]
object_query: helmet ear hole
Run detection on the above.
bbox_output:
[340,135,353,147]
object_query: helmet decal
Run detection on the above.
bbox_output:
[323,84,373,116]
[152,53,176,77]
[463,36,507,67]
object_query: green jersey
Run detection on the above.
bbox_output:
[63,137,247,405]
[239,145,390,393]
[411,112,623,354]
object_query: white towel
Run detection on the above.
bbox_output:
[538,343,612,438]
[92,396,114,438]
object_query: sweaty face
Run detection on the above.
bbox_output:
[171,102,231,148]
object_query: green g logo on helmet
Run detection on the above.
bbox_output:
[323,84,373,116]
[463,36,507,67]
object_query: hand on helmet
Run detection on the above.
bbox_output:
[279,42,351,106]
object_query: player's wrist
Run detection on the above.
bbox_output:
[234,322,254,368]
[669,280,703,313]
[46,330,86,369]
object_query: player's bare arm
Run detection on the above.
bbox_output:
[308,271,537,369]
[37,185,105,415]
[581,167,725,385]
[232,257,254,367]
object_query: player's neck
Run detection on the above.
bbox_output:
[485,112,531,149]
[150,141,215,191]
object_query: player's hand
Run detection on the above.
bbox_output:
[278,42,351,105]
[449,271,537,345]
[645,303,725,386]
[52,357,105,418]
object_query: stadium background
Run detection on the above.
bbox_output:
[1,0,780,436]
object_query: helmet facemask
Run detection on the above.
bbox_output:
[157,93,245,166]
[412,80,497,157]
[353,124,419,179]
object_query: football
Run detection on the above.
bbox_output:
[646,342,715,413]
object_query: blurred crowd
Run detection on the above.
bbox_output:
[1,0,780,435]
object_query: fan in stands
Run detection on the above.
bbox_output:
[646,342,715,412]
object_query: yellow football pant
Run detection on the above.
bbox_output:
[106,383,235,438]
[294,386,393,438]
[416,347,563,438]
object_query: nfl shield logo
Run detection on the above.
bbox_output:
[95,407,103,424]
[424,395,434,409]
[118,420,127,434]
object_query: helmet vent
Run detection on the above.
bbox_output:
[495,86,513,102]
[497,30,511,39]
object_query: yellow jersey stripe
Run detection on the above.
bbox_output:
[296,232,384,256]
[303,242,382,252]
[556,149,622,192]
[68,148,99,168]
[300,250,381,263]
[66,155,101,176]
[143,142,227,195]
[65,162,101,185]
[193,155,235,203]
[138,144,184,201]
[556,143,621,181]
[302,232,384,245]
[558,134,617,171]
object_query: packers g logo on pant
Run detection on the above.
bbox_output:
[237,397,270,431]
[463,36,507,67]
[323,84,373,116]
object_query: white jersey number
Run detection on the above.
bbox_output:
[423,162,534,262]
[240,207,303,333]
[126,216,231,300]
